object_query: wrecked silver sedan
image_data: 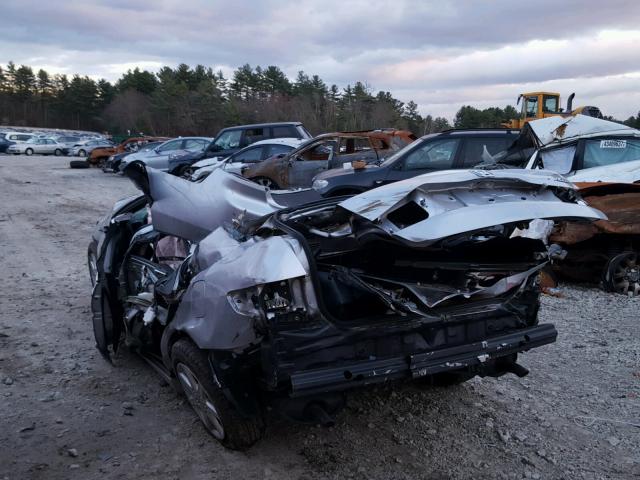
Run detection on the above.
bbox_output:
[88,163,603,449]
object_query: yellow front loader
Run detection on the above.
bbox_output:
[502,92,602,129]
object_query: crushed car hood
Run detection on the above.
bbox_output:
[338,168,606,246]
[524,114,639,148]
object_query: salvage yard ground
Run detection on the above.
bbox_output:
[0,155,638,480]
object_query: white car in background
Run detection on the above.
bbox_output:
[522,115,640,183]
[7,138,66,156]
[188,137,305,181]
[3,132,35,144]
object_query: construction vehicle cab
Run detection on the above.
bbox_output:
[503,92,601,129]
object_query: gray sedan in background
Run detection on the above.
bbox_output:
[120,137,212,171]
[7,138,66,156]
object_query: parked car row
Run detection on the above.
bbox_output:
[0,127,108,156]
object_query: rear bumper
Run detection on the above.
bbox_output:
[289,323,556,397]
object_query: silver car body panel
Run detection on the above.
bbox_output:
[172,231,308,350]
[153,167,605,351]
[145,167,284,242]
[338,168,605,246]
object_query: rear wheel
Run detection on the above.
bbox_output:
[252,176,279,189]
[171,339,264,450]
[603,251,640,296]
[78,149,87,157]
[25,148,34,156]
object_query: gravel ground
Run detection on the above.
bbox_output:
[0,155,638,480]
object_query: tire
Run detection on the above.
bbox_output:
[252,176,279,189]
[602,251,640,296]
[171,339,264,450]
[88,245,98,288]
[69,159,90,169]
[25,148,34,156]
[78,149,87,157]
[54,149,62,156]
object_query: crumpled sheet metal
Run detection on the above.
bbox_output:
[338,169,604,246]
[550,182,640,244]
[172,229,308,350]
[525,114,639,148]
[143,166,283,242]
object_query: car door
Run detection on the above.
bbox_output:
[239,127,267,148]
[534,144,578,175]
[223,145,266,174]
[457,136,516,168]
[265,143,295,159]
[331,136,379,168]
[30,139,44,153]
[288,139,338,188]
[145,139,184,170]
[384,138,461,183]
[206,129,243,159]
[567,137,640,181]
[183,138,209,153]
[46,139,59,154]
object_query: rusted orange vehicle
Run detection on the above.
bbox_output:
[242,129,417,189]
[89,136,169,166]
[549,182,640,295]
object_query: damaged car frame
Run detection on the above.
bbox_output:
[488,115,640,295]
[89,162,603,449]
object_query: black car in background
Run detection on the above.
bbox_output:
[311,129,525,197]
[0,133,14,153]
[167,122,312,174]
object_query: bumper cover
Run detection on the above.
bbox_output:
[289,324,556,397]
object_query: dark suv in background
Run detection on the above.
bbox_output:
[168,122,312,174]
[311,129,524,196]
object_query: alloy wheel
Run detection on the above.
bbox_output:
[176,363,225,439]
[604,252,640,296]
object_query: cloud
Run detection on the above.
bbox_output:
[0,0,639,119]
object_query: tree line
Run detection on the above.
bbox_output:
[1,61,637,136]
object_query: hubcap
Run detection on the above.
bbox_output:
[176,363,225,439]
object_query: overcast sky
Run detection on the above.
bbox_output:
[2,0,640,120]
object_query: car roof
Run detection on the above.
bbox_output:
[438,128,520,136]
[248,137,305,147]
[218,122,302,132]
[175,136,213,140]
